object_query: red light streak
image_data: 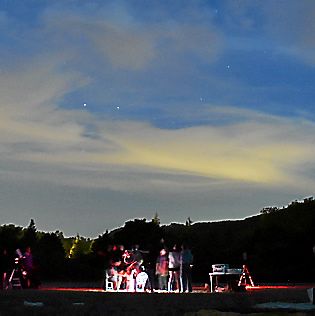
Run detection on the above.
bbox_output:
[41,284,314,293]
[246,285,310,290]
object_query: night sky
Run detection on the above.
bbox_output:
[1,0,315,237]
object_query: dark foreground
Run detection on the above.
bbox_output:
[0,285,314,315]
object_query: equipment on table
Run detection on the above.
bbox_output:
[209,264,254,292]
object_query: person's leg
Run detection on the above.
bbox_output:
[187,267,193,292]
[158,274,163,290]
[148,269,155,291]
[181,269,187,292]
[175,271,180,292]
[1,272,6,290]
[159,275,163,290]
[168,272,173,292]
[116,274,123,291]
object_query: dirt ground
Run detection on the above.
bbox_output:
[0,285,314,315]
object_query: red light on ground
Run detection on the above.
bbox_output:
[43,287,104,292]
[246,285,304,290]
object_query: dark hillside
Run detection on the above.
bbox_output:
[1,198,315,285]
[162,199,315,283]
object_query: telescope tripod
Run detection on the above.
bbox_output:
[7,266,22,289]
[238,265,254,287]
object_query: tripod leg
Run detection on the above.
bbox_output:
[244,265,255,286]
[248,273,255,286]
[238,272,245,287]
[8,269,15,283]
[7,269,22,289]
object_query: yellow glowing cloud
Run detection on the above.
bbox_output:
[4,111,314,189]
[95,122,313,185]
[1,54,314,189]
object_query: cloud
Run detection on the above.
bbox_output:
[259,1,315,63]
[43,12,157,70]
[0,54,89,150]
[2,55,315,192]
[3,106,314,236]
[38,2,223,71]
[0,10,8,26]
[100,117,315,186]
[223,0,315,65]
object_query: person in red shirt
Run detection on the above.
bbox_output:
[155,248,168,291]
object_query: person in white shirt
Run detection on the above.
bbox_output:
[168,245,181,292]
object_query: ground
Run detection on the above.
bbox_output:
[0,284,314,315]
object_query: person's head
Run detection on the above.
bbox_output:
[181,243,189,250]
[25,246,31,254]
[160,248,166,256]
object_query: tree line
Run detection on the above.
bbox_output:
[1,198,315,284]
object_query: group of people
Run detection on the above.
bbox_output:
[1,243,193,293]
[104,244,149,292]
[104,243,193,293]
[155,244,193,293]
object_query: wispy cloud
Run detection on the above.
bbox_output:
[39,4,223,71]
[2,54,314,190]
[223,0,315,65]
[1,1,315,192]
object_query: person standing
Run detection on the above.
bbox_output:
[180,243,193,292]
[22,246,34,288]
[168,245,181,292]
[0,248,10,290]
[155,248,168,291]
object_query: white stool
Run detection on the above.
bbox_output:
[135,272,149,292]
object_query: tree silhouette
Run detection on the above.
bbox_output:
[22,219,37,248]
[0,224,23,252]
[35,232,66,279]
[91,230,111,255]
[69,234,92,259]
[152,212,161,226]
[185,217,193,226]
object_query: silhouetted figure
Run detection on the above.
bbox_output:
[168,245,181,292]
[132,244,144,268]
[22,246,35,288]
[0,248,10,290]
[180,243,193,292]
[156,248,168,291]
[140,247,155,292]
